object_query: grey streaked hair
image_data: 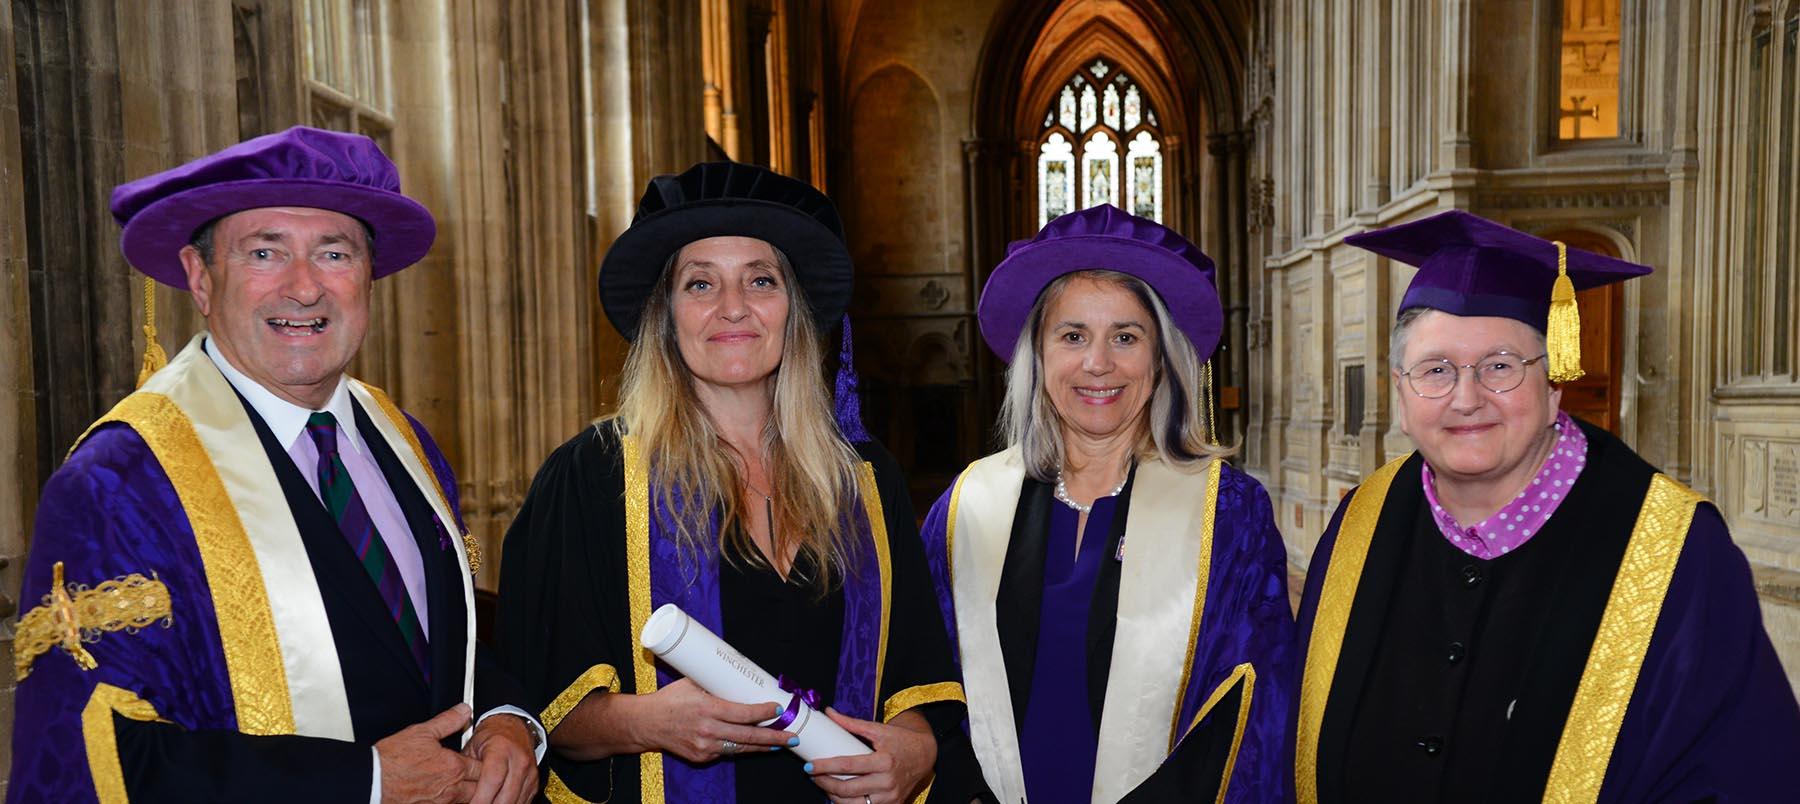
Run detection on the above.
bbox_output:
[1389,306,1549,372]
[999,269,1233,482]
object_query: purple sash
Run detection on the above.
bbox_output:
[646,481,884,803]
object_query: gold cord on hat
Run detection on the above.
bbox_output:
[1547,241,1584,383]
[136,276,168,388]
[1202,358,1219,446]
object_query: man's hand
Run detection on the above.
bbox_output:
[376,704,481,804]
[463,714,540,804]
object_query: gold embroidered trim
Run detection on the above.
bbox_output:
[1543,474,1700,804]
[541,664,622,734]
[1295,454,1409,804]
[16,562,172,680]
[909,776,935,804]
[545,770,600,804]
[621,435,665,804]
[856,461,894,722]
[1181,663,1257,804]
[1169,458,1224,750]
[79,393,296,735]
[82,683,163,804]
[359,384,481,574]
[945,471,968,587]
[881,681,967,723]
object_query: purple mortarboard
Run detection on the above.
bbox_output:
[1346,209,1651,382]
[110,126,436,289]
[978,204,1222,362]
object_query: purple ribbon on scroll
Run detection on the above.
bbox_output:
[771,674,822,730]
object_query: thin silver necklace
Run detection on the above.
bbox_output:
[1054,468,1129,514]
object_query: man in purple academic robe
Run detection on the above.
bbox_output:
[9,127,541,804]
[1292,210,1800,803]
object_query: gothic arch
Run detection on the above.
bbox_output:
[842,63,948,274]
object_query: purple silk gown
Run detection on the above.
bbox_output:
[1017,498,1115,801]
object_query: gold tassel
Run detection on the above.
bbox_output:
[50,562,100,672]
[1202,358,1219,446]
[1546,241,1584,383]
[137,276,167,388]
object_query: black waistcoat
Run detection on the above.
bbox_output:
[1322,420,1658,803]
[241,393,470,745]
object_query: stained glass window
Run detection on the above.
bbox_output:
[1083,131,1119,209]
[1037,57,1164,225]
[1038,132,1076,226]
[1126,131,1162,221]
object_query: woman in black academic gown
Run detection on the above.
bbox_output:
[496,163,979,804]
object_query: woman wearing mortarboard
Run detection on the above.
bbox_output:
[495,163,982,804]
[917,205,1297,804]
[1292,210,1800,803]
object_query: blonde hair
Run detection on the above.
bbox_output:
[608,243,864,592]
[999,269,1232,481]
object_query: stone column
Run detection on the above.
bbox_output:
[0,4,36,789]
[1438,0,1475,171]
[1208,131,1240,443]
[961,136,1015,422]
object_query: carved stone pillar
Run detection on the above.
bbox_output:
[1,13,36,771]
[1439,0,1475,170]
[744,2,776,167]
[1207,132,1234,441]
[14,2,235,497]
[961,136,1016,434]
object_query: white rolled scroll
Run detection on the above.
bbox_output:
[640,602,873,765]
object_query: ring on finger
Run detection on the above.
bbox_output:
[719,739,740,753]
[865,796,872,804]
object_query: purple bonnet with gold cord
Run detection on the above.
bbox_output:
[977,204,1223,362]
[110,126,437,288]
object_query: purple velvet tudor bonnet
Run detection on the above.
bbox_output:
[110,126,437,287]
[978,204,1223,362]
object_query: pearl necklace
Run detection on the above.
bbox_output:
[1054,468,1129,514]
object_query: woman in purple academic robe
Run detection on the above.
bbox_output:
[495,163,981,804]
[918,205,1296,804]
[1292,210,1800,803]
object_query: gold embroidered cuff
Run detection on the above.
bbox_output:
[541,664,623,734]
[83,683,163,804]
[881,681,966,723]
[15,563,172,680]
[1183,662,1257,804]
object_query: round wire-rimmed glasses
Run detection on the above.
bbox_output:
[1400,352,1550,398]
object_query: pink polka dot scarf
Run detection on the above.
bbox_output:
[1421,410,1588,559]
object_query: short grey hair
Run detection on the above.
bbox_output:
[1389,306,1549,372]
[999,269,1232,481]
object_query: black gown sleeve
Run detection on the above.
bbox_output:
[496,423,640,803]
[858,440,988,804]
[113,718,374,803]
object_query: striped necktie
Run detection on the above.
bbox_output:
[304,412,430,677]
